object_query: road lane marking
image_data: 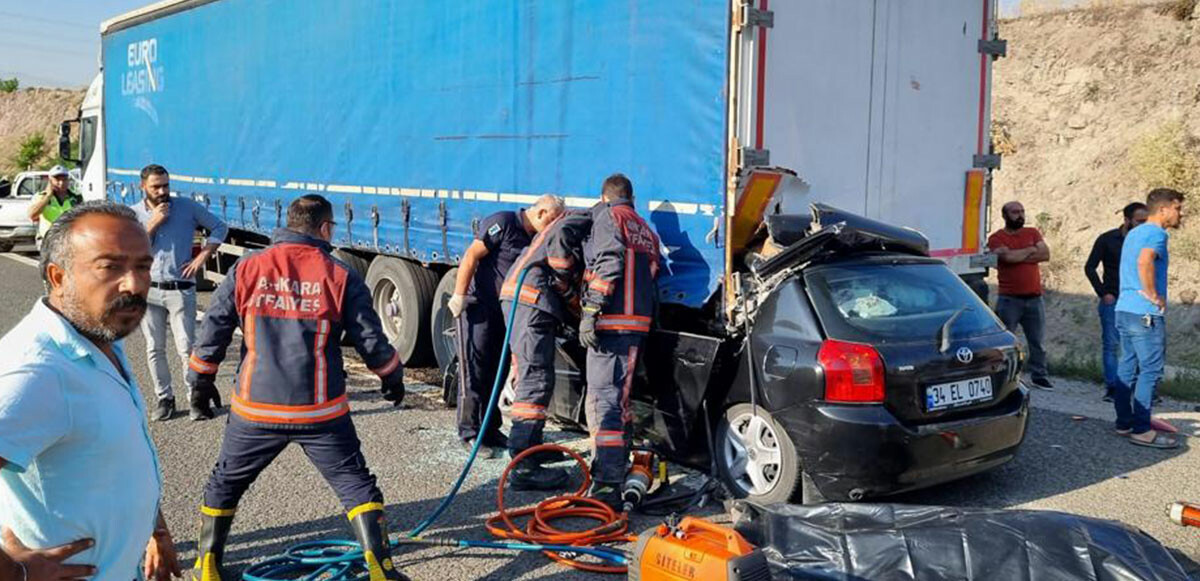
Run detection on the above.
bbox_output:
[0,253,39,267]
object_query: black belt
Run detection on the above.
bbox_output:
[150,280,195,290]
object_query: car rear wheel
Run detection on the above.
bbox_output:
[715,403,803,505]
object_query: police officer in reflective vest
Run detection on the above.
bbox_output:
[500,208,592,490]
[579,174,661,509]
[185,195,409,581]
[447,196,564,457]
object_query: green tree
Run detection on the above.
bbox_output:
[42,139,79,171]
[0,78,17,93]
[11,133,47,171]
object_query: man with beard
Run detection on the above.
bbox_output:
[988,201,1053,390]
[0,202,180,581]
[130,164,228,422]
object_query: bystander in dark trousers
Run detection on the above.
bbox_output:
[995,294,1048,384]
[1114,312,1164,435]
[1097,299,1120,397]
[455,299,506,445]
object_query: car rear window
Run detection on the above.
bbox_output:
[804,261,1003,344]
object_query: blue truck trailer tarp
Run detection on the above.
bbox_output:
[103,0,731,308]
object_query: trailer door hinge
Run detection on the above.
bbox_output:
[401,200,411,256]
[973,154,1002,170]
[741,3,774,28]
[741,147,770,168]
[978,38,1007,59]
[438,201,449,261]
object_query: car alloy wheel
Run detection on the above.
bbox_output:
[723,409,784,496]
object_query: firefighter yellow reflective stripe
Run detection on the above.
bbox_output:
[200,505,236,517]
[347,501,385,522]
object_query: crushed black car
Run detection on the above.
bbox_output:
[491,204,1030,504]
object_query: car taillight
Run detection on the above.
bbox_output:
[818,339,885,403]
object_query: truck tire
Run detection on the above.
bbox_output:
[332,248,372,280]
[365,257,437,367]
[430,268,459,373]
[715,403,803,505]
[0,242,12,253]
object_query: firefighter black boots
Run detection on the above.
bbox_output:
[191,506,235,581]
[348,503,410,581]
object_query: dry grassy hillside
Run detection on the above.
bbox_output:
[0,88,85,177]
[992,2,1200,372]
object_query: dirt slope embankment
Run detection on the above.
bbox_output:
[0,88,85,177]
[991,3,1200,370]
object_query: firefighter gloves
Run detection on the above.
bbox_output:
[380,372,406,407]
[190,373,221,419]
[579,307,600,350]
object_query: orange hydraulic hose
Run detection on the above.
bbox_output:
[485,443,636,574]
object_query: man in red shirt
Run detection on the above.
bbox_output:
[988,201,1053,389]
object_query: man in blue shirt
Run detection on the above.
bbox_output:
[130,164,228,422]
[1113,188,1185,449]
[0,202,180,581]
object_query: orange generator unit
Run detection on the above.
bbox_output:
[628,517,770,581]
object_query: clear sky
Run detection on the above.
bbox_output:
[2,0,1031,89]
[0,0,150,88]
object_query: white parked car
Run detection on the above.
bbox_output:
[0,170,81,252]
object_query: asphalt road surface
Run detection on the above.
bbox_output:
[0,249,1196,580]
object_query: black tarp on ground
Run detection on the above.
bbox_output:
[731,502,1199,580]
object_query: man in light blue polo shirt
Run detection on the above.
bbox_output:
[0,202,181,581]
[1113,187,1185,450]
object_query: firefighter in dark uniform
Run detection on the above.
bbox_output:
[500,208,593,490]
[579,174,661,509]
[185,195,410,581]
[447,195,564,457]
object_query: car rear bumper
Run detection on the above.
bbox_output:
[776,385,1029,501]
[0,224,35,243]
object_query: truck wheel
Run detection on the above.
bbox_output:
[430,269,459,373]
[715,403,803,505]
[365,257,437,366]
[0,242,12,253]
[332,248,372,279]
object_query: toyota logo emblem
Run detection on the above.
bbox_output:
[955,347,974,364]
